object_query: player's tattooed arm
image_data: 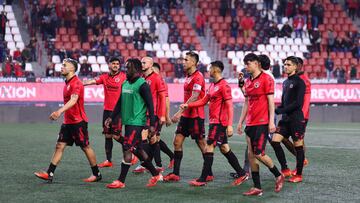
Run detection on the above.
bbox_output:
[82,79,97,86]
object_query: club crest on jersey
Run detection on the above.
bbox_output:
[115,78,120,83]
[214,86,219,92]
[290,84,294,88]
[146,80,152,85]
[254,82,260,88]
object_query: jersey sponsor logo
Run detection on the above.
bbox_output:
[122,89,134,94]
[254,82,260,88]
[193,83,202,91]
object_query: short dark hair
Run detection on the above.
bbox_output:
[296,57,303,65]
[284,56,300,66]
[109,57,120,63]
[258,54,271,70]
[63,58,78,72]
[153,62,161,70]
[210,60,224,72]
[243,53,259,64]
[186,51,199,64]
[126,58,142,72]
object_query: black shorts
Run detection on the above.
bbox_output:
[102,110,122,136]
[275,119,306,142]
[57,121,89,147]
[175,116,205,140]
[244,124,268,156]
[145,116,162,136]
[207,124,228,146]
[123,125,144,151]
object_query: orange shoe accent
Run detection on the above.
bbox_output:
[107,180,126,189]
[275,174,285,192]
[168,159,174,169]
[291,169,297,176]
[206,175,214,182]
[243,187,263,196]
[288,175,303,183]
[189,179,207,186]
[232,174,249,186]
[146,174,163,187]
[83,174,102,182]
[34,171,53,183]
[131,154,139,166]
[281,168,292,177]
[98,160,113,168]
[163,173,180,182]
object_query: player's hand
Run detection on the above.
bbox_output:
[149,126,156,137]
[226,126,233,137]
[269,122,276,133]
[166,116,172,127]
[160,116,166,125]
[238,72,245,87]
[237,123,243,135]
[171,112,181,123]
[104,117,112,128]
[179,103,188,110]
[49,111,61,120]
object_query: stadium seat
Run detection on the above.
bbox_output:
[7,41,16,50]
[278,38,286,45]
[170,43,179,51]
[91,64,101,73]
[269,37,277,45]
[294,38,302,45]
[88,56,97,64]
[54,63,62,72]
[117,22,125,29]
[266,44,274,52]
[126,22,134,29]
[236,51,244,59]
[153,43,161,51]
[162,43,170,51]
[156,50,165,58]
[140,15,148,22]
[274,45,282,52]
[257,44,265,52]
[120,29,129,36]
[25,63,33,72]
[173,50,182,58]
[123,15,132,22]
[227,51,236,59]
[115,15,122,22]
[144,43,153,51]
[283,45,291,52]
[79,56,87,64]
[100,64,109,72]
[52,55,61,64]
[97,56,107,64]
[6,12,15,20]
[165,50,174,58]
[286,38,294,44]
[5,34,12,42]
[11,27,20,34]
[8,19,17,27]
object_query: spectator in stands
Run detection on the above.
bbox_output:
[196,11,206,37]
[158,19,169,44]
[0,11,7,41]
[28,37,37,62]
[293,13,305,39]
[14,61,24,77]
[309,28,321,52]
[90,36,100,53]
[285,0,296,18]
[92,13,101,37]
[280,21,293,38]
[80,58,92,77]
[13,48,22,61]
[272,60,281,78]
[46,61,55,77]
[350,63,357,79]
[0,41,5,62]
[310,0,324,28]
[149,15,157,40]
[327,29,335,53]
[340,36,353,52]
[21,47,31,62]
[141,29,152,45]
[198,62,207,75]
[77,13,88,42]
[352,41,360,59]
[267,22,280,38]
[133,0,143,20]
[48,11,58,39]
[63,8,73,28]
[219,0,229,18]
[264,0,274,10]
[100,14,110,30]
[275,0,287,24]
[325,56,334,81]
[230,0,238,17]
[112,0,121,15]
[348,0,359,20]
[230,18,239,39]
[124,0,134,17]
[100,35,109,54]
[337,67,347,84]
[240,13,255,38]
[2,57,13,77]
[174,57,184,78]
[133,27,141,48]
[103,0,112,15]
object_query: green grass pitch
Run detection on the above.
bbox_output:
[0,122,359,203]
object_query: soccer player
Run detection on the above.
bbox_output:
[105,58,162,189]
[237,53,284,196]
[152,62,175,169]
[133,57,166,173]
[181,61,249,187]
[34,58,101,183]
[271,56,306,183]
[164,51,213,182]
[83,57,127,168]
[272,57,310,177]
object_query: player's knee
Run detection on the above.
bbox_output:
[220,144,229,154]
[55,142,66,151]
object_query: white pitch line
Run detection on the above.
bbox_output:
[307,127,360,131]
[228,140,360,150]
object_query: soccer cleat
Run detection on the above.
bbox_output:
[275,174,285,193]
[281,168,292,177]
[156,166,164,173]
[243,187,263,196]
[106,180,126,189]
[168,159,174,169]
[34,171,53,183]
[131,154,139,165]
[83,174,102,182]
[133,165,146,173]
[288,175,303,183]
[291,169,297,176]
[98,160,113,168]
[163,173,181,182]
[146,174,163,187]
[189,179,207,187]
[304,158,309,166]
[232,174,249,186]
[206,175,214,182]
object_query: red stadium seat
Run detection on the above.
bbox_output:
[64,42,72,50]
[59,27,67,35]
[118,43,126,50]
[70,35,78,42]
[115,36,122,43]
[68,28,76,35]
[73,42,81,49]
[109,43,117,51]
[82,42,90,51]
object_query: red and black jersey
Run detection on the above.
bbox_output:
[298,72,311,120]
[183,70,205,119]
[63,75,88,124]
[145,72,166,117]
[244,72,274,126]
[95,71,126,111]
[207,79,232,126]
